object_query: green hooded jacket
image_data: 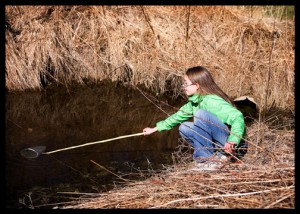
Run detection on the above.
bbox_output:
[156,94,245,146]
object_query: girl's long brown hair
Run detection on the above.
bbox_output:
[186,66,236,107]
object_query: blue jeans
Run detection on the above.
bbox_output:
[179,109,229,162]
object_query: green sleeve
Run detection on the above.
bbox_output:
[156,102,194,132]
[226,111,245,146]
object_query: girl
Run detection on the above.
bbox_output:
[143,66,246,171]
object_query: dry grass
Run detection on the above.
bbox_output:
[5,6,295,111]
[59,122,294,209]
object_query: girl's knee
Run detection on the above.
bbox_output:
[194,109,210,119]
[194,109,210,126]
[179,122,192,135]
[179,123,187,133]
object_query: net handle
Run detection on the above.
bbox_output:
[44,132,144,155]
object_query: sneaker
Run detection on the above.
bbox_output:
[218,154,228,160]
[190,162,221,171]
[209,153,228,162]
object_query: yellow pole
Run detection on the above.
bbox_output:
[44,132,144,155]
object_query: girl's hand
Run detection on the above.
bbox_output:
[143,127,158,135]
[224,141,237,154]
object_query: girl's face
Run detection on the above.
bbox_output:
[182,75,199,96]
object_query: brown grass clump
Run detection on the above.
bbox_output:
[5,6,294,111]
[60,122,294,209]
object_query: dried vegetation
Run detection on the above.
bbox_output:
[5,6,294,111]
[60,122,294,209]
[5,6,294,209]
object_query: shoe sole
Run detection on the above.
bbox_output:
[188,166,220,171]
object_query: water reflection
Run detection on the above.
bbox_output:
[6,81,182,209]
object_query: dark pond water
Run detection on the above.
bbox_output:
[5,81,184,209]
[5,80,294,209]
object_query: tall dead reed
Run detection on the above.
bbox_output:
[5,6,294,111]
